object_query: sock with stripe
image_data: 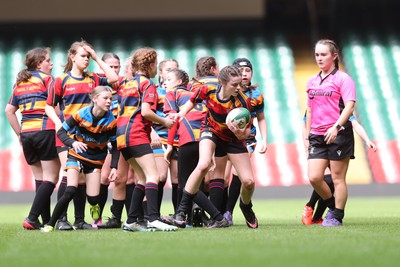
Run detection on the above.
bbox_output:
[209,178,225,213]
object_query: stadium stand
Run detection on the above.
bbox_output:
[1,30,399,190]
[342,33,400,183]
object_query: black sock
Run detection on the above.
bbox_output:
[110,199,125,221]
[87,195,99,206]
[142,200,148,218]
[28,181,55,222]
[226,174,241,213]
[193,190,223,221]
[177,185,183,211]
[41,196,51,225]
[57,176,68,219]
[177,190,195,215]
[306,190,321,208]
[323,196,336,211]
[40,180,52,224]
[127,184,145,223]
[313,199,327,220]
[157,180,166,214]
[334,208,344,222]
[171,183,179,213]
[324,174,335,193]
[146,182,159,222]
[125,183,135,215]
[98,184,109,218]
[240,198,253,211]
[35,179,43,192]
[73,184,86,223]
[222,187,228,214]
[48,186,77,227]
[209,178,225,213]
[35,179,51,224]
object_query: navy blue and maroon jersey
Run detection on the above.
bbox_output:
[116,74,158,149]
[190,83,252,142]
[8,70,55,132]
[164,86,207,146]
[61,105,116,168]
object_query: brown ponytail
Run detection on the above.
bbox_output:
[16,47,49,85]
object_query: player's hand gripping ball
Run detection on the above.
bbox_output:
[226,107,251,131]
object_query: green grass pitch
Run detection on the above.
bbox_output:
[1,197,399,267]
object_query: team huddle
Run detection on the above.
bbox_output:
[5,38,376,232]
[6,40,266,232]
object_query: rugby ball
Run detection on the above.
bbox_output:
[226,107,251,130]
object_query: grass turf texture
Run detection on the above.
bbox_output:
[0,197,399,267]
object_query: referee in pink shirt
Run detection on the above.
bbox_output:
[305,39,356,227]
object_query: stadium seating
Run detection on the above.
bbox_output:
[4,32,399,189]
[342,33,400,183]
[0,33,310,190]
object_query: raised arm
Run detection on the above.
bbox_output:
[83,45,118,84]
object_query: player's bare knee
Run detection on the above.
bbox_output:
[308,175,322,185]
[197,161,211,173]
[241,178,255,191]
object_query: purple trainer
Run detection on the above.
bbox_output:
[322,218,343,227]
[324,209,335,220]
[223,211,233,226]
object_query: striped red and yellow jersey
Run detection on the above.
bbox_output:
[8,70,55,132]
[191,83,251,142]
[116,74,158,149]
[187,75,218,92]
[164,86,207,146]
[47,71,109,122]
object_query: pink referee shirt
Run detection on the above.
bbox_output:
[307,69,356,135]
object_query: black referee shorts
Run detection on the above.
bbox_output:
[308,129,355,160]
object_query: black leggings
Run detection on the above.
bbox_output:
[178,142,200,189]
